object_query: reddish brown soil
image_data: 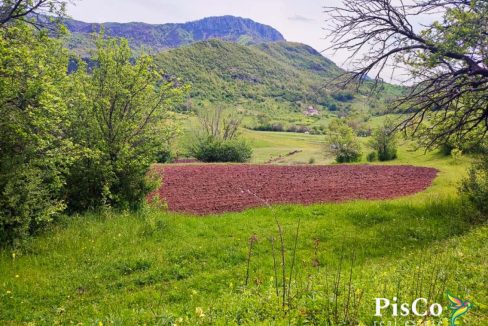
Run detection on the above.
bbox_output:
[151,165,438,215]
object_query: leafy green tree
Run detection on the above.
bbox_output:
[189,106,252,163]
[0,23,72,244]
[370,119,398,162]
[0,0,67,27]
[326,119,362,163]
[66,36,185,212]
[325,0,488,148]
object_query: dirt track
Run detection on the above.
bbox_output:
[151,164,438,215]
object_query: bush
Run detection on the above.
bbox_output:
[378,146,397,162]
[327,120,362,163]
[460,153,488,221]
[155,148,174,164]
[367,151,377,162]
[370,119,398,162]
[0,24,71,245]
[335,147,362,163]
[65,37,184,212]
[252,123,285,132]
[440,140,485,156]
[189,137,253,163]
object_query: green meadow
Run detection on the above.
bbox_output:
[1,131,486,325]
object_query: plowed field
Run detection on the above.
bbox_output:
[152,165,438,215]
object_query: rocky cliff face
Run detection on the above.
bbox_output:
[63,15,285,53]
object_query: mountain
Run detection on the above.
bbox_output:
[153,39,401,123]
[155,40,338,108]
[63,15,285,55]
[60,16,403,127]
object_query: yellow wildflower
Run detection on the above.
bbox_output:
[195,307,205,318]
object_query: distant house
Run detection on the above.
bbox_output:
[304,106,320,117]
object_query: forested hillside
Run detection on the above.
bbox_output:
[154,40,403,125]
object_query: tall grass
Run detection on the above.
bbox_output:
[0,150,486,324]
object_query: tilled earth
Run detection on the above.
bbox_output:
[152,164,438,215]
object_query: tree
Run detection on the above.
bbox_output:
[65,36,185,212]
[0,23,71,244]
[189,106,252,163]
[370,119,398,161]
[0,0,67,27]
[460,148,488,221]
[324,0,488,148]
[327,119,362,163]
[196,106,243,141]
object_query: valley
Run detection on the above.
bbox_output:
[1,4,487,325]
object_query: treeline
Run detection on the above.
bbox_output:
[249,123,326,135]
[0,10,185,245]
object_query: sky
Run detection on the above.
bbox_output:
[66,0,437,84]
[66,1,341,59]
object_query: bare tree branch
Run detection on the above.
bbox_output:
[324,0,488,148]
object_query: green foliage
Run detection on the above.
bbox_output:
[0,195,485,324]
[189,137,252,163]
[188,106,253,162]
[65,36,185,212]
[0,23,71,245]
[326,120,362,163]
[402,2,488,148]
[367,151,377,162]
[460,152,488,221]
[153,40,393,121]
[439,139,485,156]
[155,147,174,164]
[370,119,398,161]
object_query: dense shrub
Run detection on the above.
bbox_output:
[311,125,327,135]
[252,123,285,132]
[370,119,398,162]
[440,140,485,156]
[335,146,362,163]
[287,125,311,133]
[367,151,377,162]
[155,148,174,164]
[327,120,362,163]
[460,153,488,221]
[189,137,253,163]
[190,106,252,162]
[65,37,184,212]
[251,123,323,134]
[0,24,71,245]
[332,92,354,102]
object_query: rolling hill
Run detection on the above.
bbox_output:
[60,15,403,127]
[154,39,402,127]
[155,40,341,109]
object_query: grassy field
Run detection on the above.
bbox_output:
[1,131,487,325]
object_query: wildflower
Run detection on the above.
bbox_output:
[12,252,16,259]
[15,275,19,278]
[6,290,11,294]
[195,307,205,318]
